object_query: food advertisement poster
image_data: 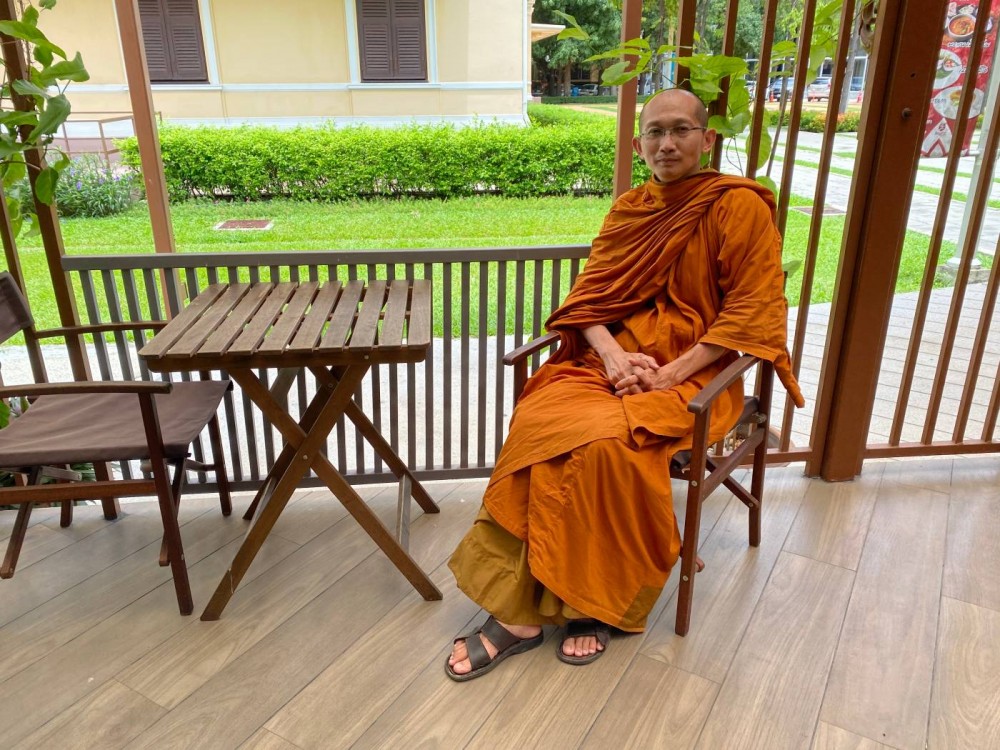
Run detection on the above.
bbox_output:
[923,1,999,157]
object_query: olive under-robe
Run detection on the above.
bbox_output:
[449,170,804,632]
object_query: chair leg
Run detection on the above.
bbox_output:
[207,413,232,517]
[1,503,33,578]
[60,500,73,528]
[93,461,120,520]
[675,479,706,637]
[749,427,767,548]
[159,460,186,567]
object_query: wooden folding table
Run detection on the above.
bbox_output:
[139,278,441,620]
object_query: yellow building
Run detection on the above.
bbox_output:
[46,0,550,128]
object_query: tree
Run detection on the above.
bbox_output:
[533,0,622,95]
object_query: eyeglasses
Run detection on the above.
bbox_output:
[639,125,707,141]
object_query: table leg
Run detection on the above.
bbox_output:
[310,366,439,515]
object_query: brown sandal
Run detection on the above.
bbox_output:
[557,619,610,665]
[445,615,544,682]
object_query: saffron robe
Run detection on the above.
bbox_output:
[449,171,804,632]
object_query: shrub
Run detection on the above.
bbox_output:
[118,120,650,201]
[766,109,860,133]
[53,154,136,218]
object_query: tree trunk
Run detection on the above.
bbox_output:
[840,23,861,114]
[563,63,572,96]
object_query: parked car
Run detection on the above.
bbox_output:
[578,83,600,96]
[807,77,832,101]
[770,76,795,101]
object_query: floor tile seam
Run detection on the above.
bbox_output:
[0,505,227,683]
[924,484,953,750]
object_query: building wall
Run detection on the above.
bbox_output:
[44,0,528,127]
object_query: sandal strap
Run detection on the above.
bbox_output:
[464,630,492,671]
[480,615,522,653]
[565,619,610,647]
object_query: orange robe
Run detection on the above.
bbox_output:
[449,171,804,632]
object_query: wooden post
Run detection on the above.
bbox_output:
[807,0,945,480]
[0,0,90,380]
[113,0,176,271]
[612,0,643,198]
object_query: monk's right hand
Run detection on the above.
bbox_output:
[611,354,660,396]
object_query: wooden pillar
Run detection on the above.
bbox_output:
[611,0,643,197]
[0,0,89,380]
[675,0,697,84]
[807,0,945,480]
[114,0,176,260]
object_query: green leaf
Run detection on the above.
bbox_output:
[51,150,70,172]
[0,21,66,58]
[40,0,57,8]
[782,259,803,277]
[0,140,27,159]
[34,165,58,204]
[709,114,736,137]
[772,40,798,58]
[600,61,632,86]
[0,399,9,429]
[552,10,589,41]
[31,93,71,139]
[34,44,53,66]
[621,37,649,50]
[756,130,773,170]
[0,110,38,127]
[12,79,50,99]
[36,52,89,85]
[22,5,39,26]
[756,174,778,197]
[1,155,26,188]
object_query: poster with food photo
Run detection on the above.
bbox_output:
[922,1,999,157]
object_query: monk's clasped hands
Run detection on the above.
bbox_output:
[614,355,683,397]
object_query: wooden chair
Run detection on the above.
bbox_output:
[0,272,232,615]
[504,333,773,636]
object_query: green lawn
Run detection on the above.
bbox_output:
[11,195,953,335]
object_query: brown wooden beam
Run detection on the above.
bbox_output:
[808,0,946,480]
[0,0,90,381]
[612,0,643,198]
[113,0,176,270]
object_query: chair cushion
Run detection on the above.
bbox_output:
[0,380,230,467]
[670,395,759,473]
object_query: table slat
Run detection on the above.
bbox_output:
[201,283,273,355]
[319,280,365,351]
[228,282,297,356]
[348,281,386,349]
[406,279,432,347]
[138,284,227,359]
[257,281,319,353]
[378,280,410,348]
[288,281,342,353]
[170,283,251,357]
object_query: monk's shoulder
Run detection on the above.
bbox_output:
[710,186,774,228]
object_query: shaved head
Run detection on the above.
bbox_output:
[639,88,709,130]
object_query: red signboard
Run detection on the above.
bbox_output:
[922,1,1000,157]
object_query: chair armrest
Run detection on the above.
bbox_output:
[0,381,173,399]
[687,355,761,415]
[502,332,560,366]
[34,321,168,339]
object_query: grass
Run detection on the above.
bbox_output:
[9,194,958,338]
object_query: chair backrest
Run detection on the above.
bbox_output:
[0,272,34,346]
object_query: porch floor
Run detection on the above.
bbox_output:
[1,457,999,749]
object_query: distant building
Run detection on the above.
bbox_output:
[46,1,560,128]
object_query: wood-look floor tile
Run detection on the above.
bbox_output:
[12,679,164,750]
[0,511,167,628]
[582,659,718,750]
[0,503,248,684]
[3,523,76,572]
[239,728,303,750]
[812,722,890,750]
[118,483,469,710]
[264,567,480,749]
[697,552,854,749]
[784,462,884,570]
[0,533,298,747]
[820,476,948,750]
[640,468,810,682]
[943,461,1000,613]
[125,482,484,749]
[928,596,1000,748]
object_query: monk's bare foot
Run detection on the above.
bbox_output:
[681,550,706,573]
[562,633,604,658]
[449,621,542,676]
[558,619,610,664]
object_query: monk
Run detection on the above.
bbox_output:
[445,88,803,681]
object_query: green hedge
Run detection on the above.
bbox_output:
[527,103,618,127]
[767,109,861,133]
[119,120,651,202]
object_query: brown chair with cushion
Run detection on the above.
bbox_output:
[0,272,231,615]
[504,333,773,636]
